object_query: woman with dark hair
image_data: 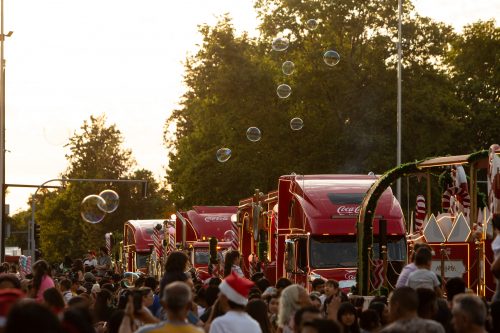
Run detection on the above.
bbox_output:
[204,299,226,332]
[223,250,243,277]
[337,302,360,333]
[5,300,64,333]
[31,260,55,302]
[70,259,84,282]
[60,255,73,274]
[159,251,190,298]
[93,289,114,322]
[246,299,275,333]
[43,287,66,318]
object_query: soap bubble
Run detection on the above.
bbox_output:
[216,148,232,162]
[272,37,289,51]
[306,19,318,30]
[277,84,292,98]
[282,61,295,75]
[98,190,120,213]
[246,127,262,142]
[81,195,107,224]
[290,117,304,130]
[323,50,340,66]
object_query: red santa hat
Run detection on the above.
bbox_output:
[219,271,254,305]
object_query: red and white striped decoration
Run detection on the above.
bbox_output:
[372,259,384,289]
[152,226,163,260]
[230,220,239,251]
[442,186,470,217]
[105,233,112,255]
[167,227,176,255]
[415,195,426,233]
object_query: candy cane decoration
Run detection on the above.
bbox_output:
[152,224,163,261]
[105,233,112,255]
[442,186,470,217]
[415,195,426,233]
[230,220,239,251]
[167,226,176,255]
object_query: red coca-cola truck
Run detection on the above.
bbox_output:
[237,174,406,291]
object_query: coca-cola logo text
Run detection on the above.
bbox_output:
[336,206,361,215]
[204,216,229,222]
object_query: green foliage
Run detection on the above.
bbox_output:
[165,0,486,209]
[29,115,169,263]
[446,21,499,151]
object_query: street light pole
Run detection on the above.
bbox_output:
[0,0,12,262]
[29,178,148,260]
[396,0,403,203]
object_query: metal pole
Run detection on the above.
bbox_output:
[396,0,403,203]
[0,0,5,262]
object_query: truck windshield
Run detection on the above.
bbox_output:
[310,236,406,268]
[194,250,210,265]
[194,249,225,265]
[136,253,149,269]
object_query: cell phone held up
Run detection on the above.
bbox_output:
[132,290,143,313]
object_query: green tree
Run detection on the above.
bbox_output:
[446,20,499,150]
[34,115,168,263]
[165,0,465,208]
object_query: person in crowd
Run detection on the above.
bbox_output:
[43,287,66,318]
[0,273,21,290]
[445,277,466,305]
[31,259,55,302]
[61,306,96,333]
[108,309,125,333]
[256,278,271,294]
[266,293,279,330]
[396,243,431,288]
[247,299,275,333]
[323,279,346,317]
[84,251,98,268]
[380,287,444,333]
[451,294,488,333]
[490,301,500,333]
[209,272,262,333]
[199,285,220,322]
[337,302,360,333]
[204,299,226,332]
[70,259,85,282]
[275,278,292,296]
[120,281,204,333]
[5,300,64,333]
[82,272,96,294]
[223,250,244,278]
[278,284,311,333]
[0,288,25,332]
[94,289,115,322]
[159,251,191,299]
[292,306,321,333]
[96,246,112,277]
[300,319,342,333]
[144,276,161,318]
[60,255,73,274]
[59,278,73,303]
[310,279,325,304]
[406,247,442,296]
[308,294,321,310]
[416,288,438,319]
[359,309,381,333]
[490,215,500,301]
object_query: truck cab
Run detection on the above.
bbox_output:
[123,220,164,274]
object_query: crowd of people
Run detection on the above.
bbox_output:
[0,217,498,333]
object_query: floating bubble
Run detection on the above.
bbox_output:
[272,37,289,51]
[323,50,340,66]
[282,61,295,75]
[81,195,107,224]
[306,19,318,30]
[98,189,120,213]
[246,127,262,142]
[290,117,304,130]
[277,84,292,98]
[216,148,232,163]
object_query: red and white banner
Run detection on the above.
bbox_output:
[372,259,384,289]
[152,226,163,260]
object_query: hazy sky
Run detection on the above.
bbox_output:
[4,0,499,214]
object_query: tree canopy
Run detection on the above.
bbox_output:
[165,0,498,209]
